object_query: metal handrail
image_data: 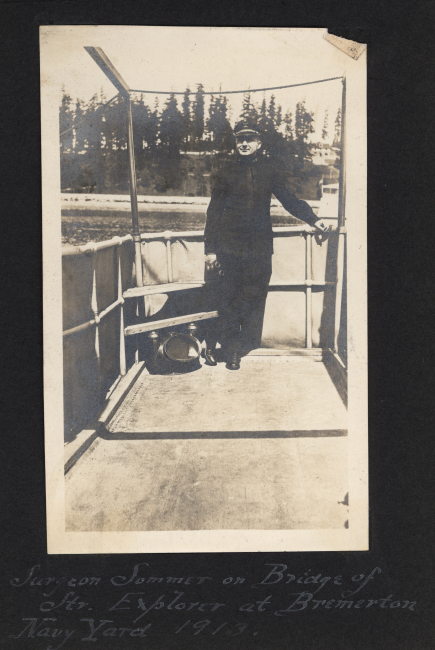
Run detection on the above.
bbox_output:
[61,225,336,257]
[61,234,132,257]
[63,237,129,339]
[62,229,343,344]
[62,227,342,337]
[139,225,338,241]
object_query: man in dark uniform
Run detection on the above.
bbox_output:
[204,119,328,370]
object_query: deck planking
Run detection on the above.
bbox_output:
[65,356,348,531]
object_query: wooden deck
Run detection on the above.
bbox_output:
[65,355,348,531]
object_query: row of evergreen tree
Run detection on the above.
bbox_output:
[60,86,341,154]
[59,85,341,193]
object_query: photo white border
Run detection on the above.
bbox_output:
[41,26,367,553]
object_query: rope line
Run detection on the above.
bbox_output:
[130,76,343,96]
[60,94,120,137]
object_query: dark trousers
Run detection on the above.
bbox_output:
[206,253,272,353]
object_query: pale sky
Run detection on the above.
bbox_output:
[41,26,345,143]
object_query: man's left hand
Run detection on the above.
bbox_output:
[315,219,329,233]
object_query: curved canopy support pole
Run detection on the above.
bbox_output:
[305,232,313,349]
[84,46,143,287]
[334,75,347,355]
[91,249,101,399]
[125,99,144,365]
[117,244,127,376]
[125,96,143,287]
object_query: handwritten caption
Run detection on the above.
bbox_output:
[7,563,416,647]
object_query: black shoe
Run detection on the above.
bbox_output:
[225,351,241,371]
[204,348,217,366]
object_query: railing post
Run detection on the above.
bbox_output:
[334,229,346,353]
[163,231,173,283]
[140,239,153,318]
[91,248,102,399]
[334,74,347,354]
[148,331,159,373]
[305,232,313,349]
[117,244,126,376]
[135,299,140,365]
[125,95,143,288]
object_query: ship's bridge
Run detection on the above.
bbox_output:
[62,219,348,531]
[60,45,348,533]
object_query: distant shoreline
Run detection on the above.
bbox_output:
[61,193,320,214]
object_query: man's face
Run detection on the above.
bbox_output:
[235,134,261,156]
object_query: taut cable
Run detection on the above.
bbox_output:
[60,94,120,137]
[129,76,343,96]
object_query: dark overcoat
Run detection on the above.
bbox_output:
[204,155,319,257]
